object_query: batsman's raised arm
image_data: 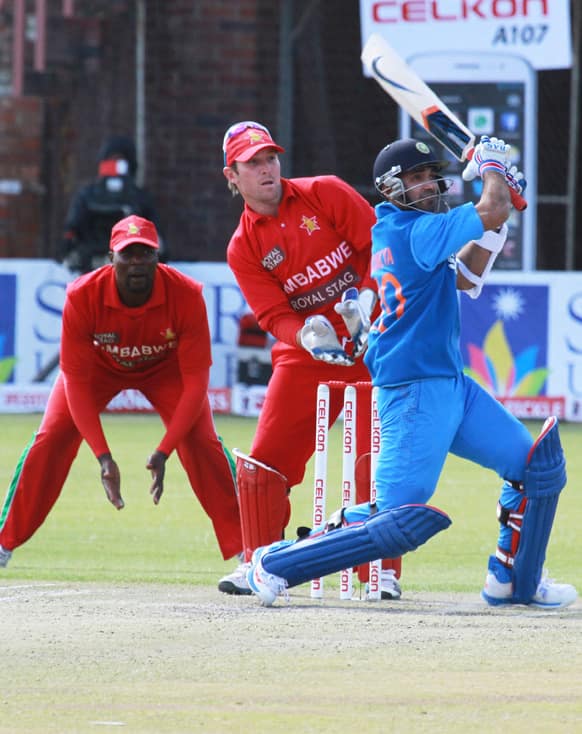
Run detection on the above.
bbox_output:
[462,135,511,230]
[457,136,526,297]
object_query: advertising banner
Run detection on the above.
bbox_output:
[0,260,261,415]
[459,271,582,421]
[360,1,572,70]
[0,261,580,421]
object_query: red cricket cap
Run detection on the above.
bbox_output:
[109,215,159,252]
[223,121,284,166]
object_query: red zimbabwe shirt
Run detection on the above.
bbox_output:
[60,264,211,458]
[227,176,377,366]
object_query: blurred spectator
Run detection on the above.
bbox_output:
[59,135,168,273]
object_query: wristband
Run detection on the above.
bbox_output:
[479,160,507,177]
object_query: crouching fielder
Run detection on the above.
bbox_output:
[0,215,242,569]
[243,135,577,609]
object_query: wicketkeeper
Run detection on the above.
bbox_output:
[219,120,402,599]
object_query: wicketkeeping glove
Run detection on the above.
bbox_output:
[333,287,377,359]
[300,314,354,367]
[462,135,510,182]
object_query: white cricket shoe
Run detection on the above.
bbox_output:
[0,544,12,568]
[529,573,578,610]
[247,546,289,607]
[380,569,402,600]
[365,568,402,600]
[482,558,577,610]
[218,560,252,596]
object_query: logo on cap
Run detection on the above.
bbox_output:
[416,142,431,155]
[223,121,285,166]
[110,214,159,252]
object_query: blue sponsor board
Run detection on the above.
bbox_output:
[0,274,17,383]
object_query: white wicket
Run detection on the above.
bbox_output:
[368,387,382,601]
[311,383,329,598]
[339,384,356,600]
[311,381,381,600]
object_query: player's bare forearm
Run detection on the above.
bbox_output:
[475,171,511,231]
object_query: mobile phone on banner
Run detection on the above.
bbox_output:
[399,53,537,271]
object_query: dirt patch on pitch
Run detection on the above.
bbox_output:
[2,582,582,733]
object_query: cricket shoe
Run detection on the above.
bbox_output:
[481,556,577,610]
[380,569,402,600]
[247,544,289,607]
[0,544,12,568]
[365,568,402,600]
[218,559,252,596]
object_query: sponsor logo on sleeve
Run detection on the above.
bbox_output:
[262,246,285,271]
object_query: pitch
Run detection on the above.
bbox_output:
[1,413,581,732]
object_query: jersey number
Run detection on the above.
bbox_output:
[375,272,405,333]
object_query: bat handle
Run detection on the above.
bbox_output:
[509,187,527,211]
[466,148,527,211]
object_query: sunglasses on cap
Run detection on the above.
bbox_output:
[222,121,273,165]
[222,121,271,150]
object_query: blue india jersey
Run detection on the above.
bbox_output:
[365,201,484,386]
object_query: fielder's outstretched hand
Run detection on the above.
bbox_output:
[334,287,377,358]
[146,450,168,505]
[300,314,354,366]
[99,453,124,510]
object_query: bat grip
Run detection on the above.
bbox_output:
[466,148,527,211]
[509,187,527,211]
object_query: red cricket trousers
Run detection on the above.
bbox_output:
[0,370,242,560]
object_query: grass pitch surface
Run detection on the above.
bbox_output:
[1,413,581,732]
[1,414,580,591]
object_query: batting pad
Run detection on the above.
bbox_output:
[512,417,567,604]
[261,504,451,589]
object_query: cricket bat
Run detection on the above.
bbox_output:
[361,33,527,211]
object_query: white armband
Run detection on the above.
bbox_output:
[456,258,481,287]
[457,249,501,299]
[456,258,483,299]
[457,223,508,299]
[473,222,508,253]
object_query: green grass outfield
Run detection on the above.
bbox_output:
[0,412,580,591]
[2,414,582,734]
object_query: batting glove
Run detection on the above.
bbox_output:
[334,287,377,359]
[462,136,510,182]
[505,164,526,196]
[300,314,354,367]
